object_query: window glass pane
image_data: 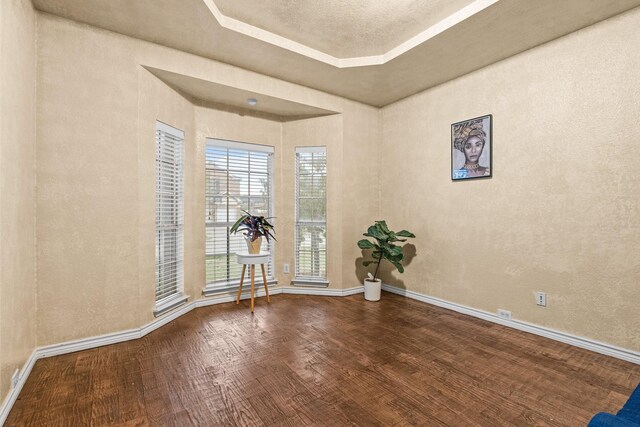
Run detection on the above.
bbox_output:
[206,226,229,283]
[155,122,184,303]
[205,168,227,196]
[295,224,327,278]
[295,147,327,280]
[205,140,275,287]
[248,174,269,196]
[227,149,249,172]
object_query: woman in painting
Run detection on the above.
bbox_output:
[453,118,490,179]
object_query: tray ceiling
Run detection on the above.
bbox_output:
[214,0,477,59]
[32,0,640,107]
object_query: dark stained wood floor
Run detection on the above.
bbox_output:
[7,292,640,426]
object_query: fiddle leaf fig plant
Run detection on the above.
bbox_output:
[357,220,415,281]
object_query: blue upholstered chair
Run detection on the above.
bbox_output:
[588,384,640,426]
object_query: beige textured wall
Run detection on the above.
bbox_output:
[137,72,195,325]
[281,115,344,287]
[341,105,381,286]
[35,4,639,358]
[35,14,378,346]
[0,0,36,403]
[195,105,283,294]
[280,108,381,288]
[381,8,640,351]
[37,14,142,344]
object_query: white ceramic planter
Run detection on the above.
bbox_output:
[364,278,382,301]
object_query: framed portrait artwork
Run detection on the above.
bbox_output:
[451,114,492,180]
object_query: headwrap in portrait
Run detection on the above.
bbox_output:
[453,119,486,152]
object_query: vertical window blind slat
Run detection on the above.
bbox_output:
[295,147,327,280]
[155,122,184,303]
[205,139,275,288]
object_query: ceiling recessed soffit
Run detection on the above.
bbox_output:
[202,0,499,68]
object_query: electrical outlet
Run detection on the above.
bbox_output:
[283,263,290,274]
[535,292,547,307]
[497,309,512,320]
[11,369,19,389]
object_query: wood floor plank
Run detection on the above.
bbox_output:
[6,292,640,426]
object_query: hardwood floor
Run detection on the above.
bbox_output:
[7,292,640,426]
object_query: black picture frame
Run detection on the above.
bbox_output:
[451,114,492,181]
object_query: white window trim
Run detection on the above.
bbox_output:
[202,278,279,297]
[295,146,326,154]
[154,293,189,317]
[203,138,276,294]
[291,278,330,287]
[154,121,188,316]
[156,121,185,139]
[294,146,329,287]
[208,138,274,153]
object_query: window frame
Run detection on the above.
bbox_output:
[154,121,188,317]
[293,146,329,287]
[203,138,276,296]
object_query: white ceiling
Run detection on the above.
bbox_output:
[32,0,640,107]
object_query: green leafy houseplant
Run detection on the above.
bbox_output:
[230,210,276,242]
[357,221,415,281]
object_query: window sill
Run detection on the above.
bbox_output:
[154,293,189,317]
[292,279,330,288]
[202,279,278,297]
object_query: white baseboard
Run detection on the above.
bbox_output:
[3,283,636,425]
[0,349,38,426]
[342,286,365,296]
[0,286,288,424]
[38,287,285,360]
[382,284,640,365]
[36,285,361,360]
[38,327,143,359]
[142,299,196,337]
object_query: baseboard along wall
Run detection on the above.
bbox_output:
[0,285,362,425]
[2,283,638,425]
[381,284,640,365]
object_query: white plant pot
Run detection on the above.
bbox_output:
[364,278,382,301]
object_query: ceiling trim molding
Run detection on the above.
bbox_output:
[202,0,500,68]
[202,0,340,65]
[381,0,499,64]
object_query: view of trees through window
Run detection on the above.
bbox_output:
[205,143,273,287]
[295,148,327,279]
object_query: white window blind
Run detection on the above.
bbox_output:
[295,146,327,282]
[205,138,275,291]
[155,122,185,307]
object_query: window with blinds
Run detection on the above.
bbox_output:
[205,138,275,292]
[155,122,186,314]
[295,147,327,283]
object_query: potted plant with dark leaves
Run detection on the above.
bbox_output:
[230,210,276,254]
[357,220,415,301]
